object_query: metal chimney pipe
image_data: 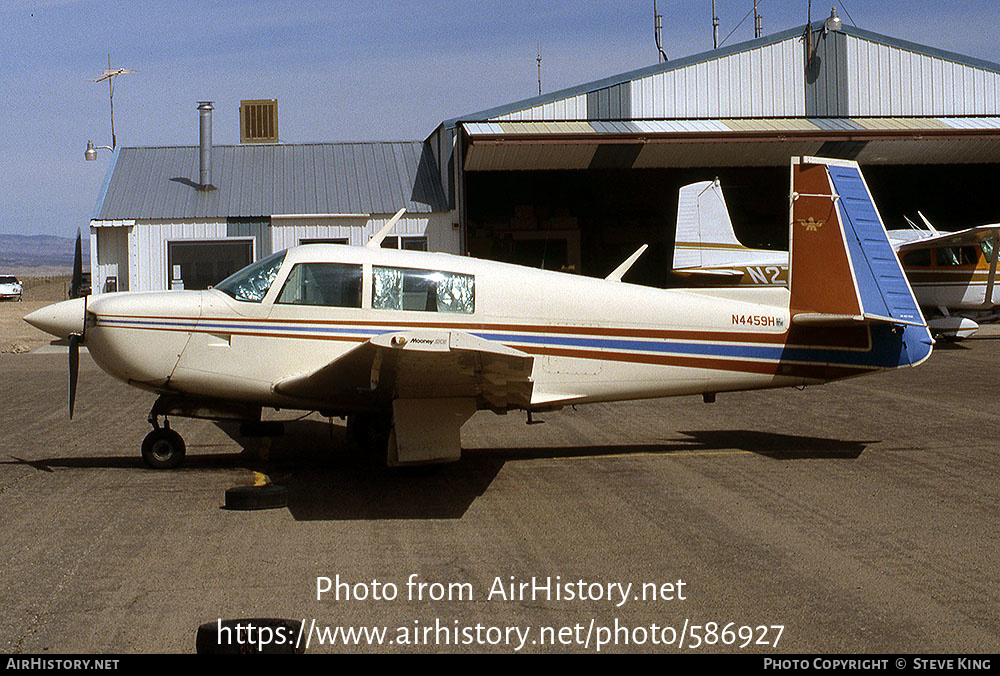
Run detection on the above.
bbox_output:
[198,101,214,189]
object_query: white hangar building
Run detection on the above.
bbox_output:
[91,17,1000,292]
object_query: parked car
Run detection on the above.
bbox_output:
[0,275,23,301]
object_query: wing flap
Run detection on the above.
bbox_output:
[273,330,534,411]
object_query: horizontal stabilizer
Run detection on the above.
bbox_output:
[606,244,648,282]
[673,268,746,278]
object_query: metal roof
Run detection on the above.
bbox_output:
[462,117,1000,171]
[463,117,1000,137]
[94,141,449,221]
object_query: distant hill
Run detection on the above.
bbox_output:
[0,234,91,270]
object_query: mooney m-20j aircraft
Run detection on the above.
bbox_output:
[672,177,1000,339]
[26,157,933,468]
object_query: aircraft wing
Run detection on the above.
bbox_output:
[673,268,746,278]
[272,330,534,411]
[894,224,1000,254]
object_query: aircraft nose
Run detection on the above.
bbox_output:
[24,298,87,339]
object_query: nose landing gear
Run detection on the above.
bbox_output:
[142,414,186,470]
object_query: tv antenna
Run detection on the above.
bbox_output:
[90,55,136,150]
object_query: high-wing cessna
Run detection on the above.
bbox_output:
[672,176,1000,339]
[26,157,933,469]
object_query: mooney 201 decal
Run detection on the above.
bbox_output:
[26,157,932,468]
[672,175,1000,339]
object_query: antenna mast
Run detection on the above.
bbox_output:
[712,0,720,48]
[90,55,136,150]
[753,1,762,38]
[653,0,668,62]
[537,42,542,95]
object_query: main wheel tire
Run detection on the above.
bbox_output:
[141,427,186,469]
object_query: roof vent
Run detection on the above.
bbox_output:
[240,99,278,144]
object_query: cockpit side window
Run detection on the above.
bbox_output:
[214,251,286,302]
[276,262,362,308]
[372,266,475,313]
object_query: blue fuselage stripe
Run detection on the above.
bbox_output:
[94,316,916,369]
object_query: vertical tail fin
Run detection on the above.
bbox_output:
[673,179,745,269]
[788,157,932,366]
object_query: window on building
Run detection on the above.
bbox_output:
[381,236,428,251]
[372,266,474,313]
[276,262,362,308]
[299,238,349,245]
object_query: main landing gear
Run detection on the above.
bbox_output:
[142,417,186,470]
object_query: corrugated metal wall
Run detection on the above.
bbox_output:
[491,36,806,121]
[128,220,230,291]
[494,94,589,121]
[805,30,849,116]
[477,30,1000,123]
[846,34,1000,116]
[270,214,457,252]
[630,36,806,118]
[94,226,130,293]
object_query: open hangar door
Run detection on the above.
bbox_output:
[466,166,787,288]
[464,162,1000,289]
[458,121,1000,287]
[863,164,1000,232]
[465,167,788,287]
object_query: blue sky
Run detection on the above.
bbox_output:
[2,0,1000,237]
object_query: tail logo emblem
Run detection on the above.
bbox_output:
[797,217,825,232]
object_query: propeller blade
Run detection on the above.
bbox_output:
[70,229,82,299]
[69,334,79,419]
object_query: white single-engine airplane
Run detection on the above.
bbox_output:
[27,157,933,469]
[672,176,1000,339]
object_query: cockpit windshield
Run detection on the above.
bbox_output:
[214,251,287,302]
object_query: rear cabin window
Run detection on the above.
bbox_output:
[372,266,474,313]
[902,250,931,267]
[936,246,979,267]
[276,262,362,308]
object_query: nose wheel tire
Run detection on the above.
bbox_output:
[141,427,186,469]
